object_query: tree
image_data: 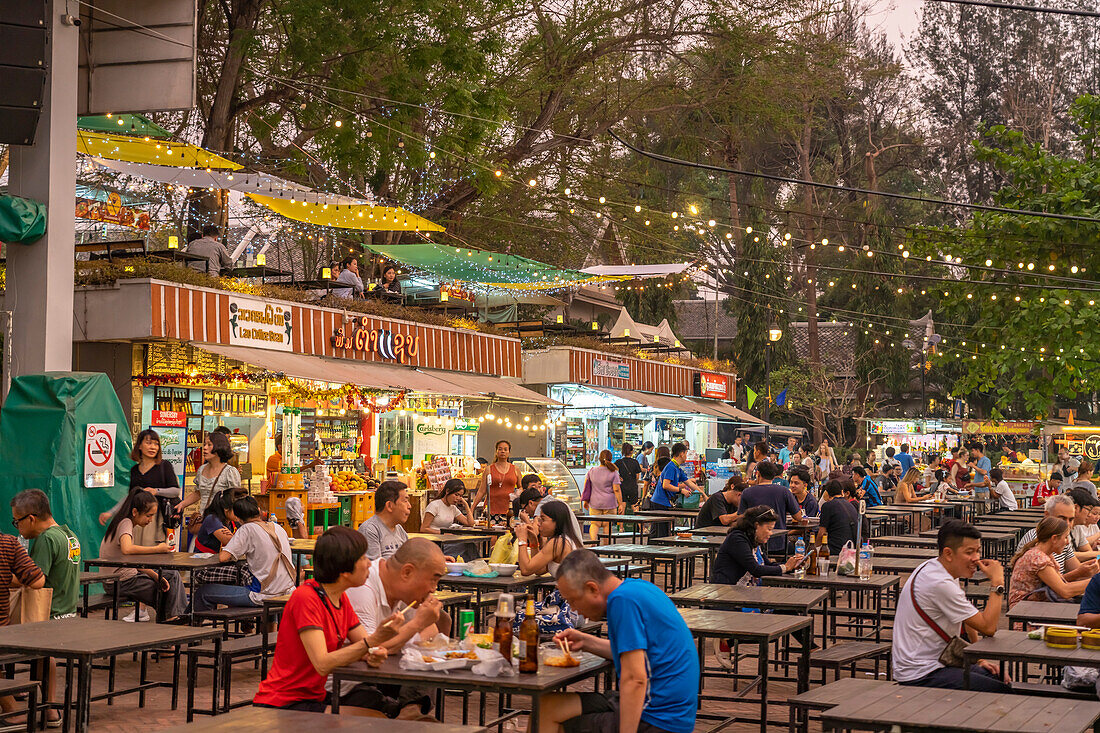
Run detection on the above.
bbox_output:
[910,95,1100,418]
[770,363,885,447]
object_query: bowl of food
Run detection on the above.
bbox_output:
[445,562,468,574]
[1044,626,1079,649]
[466,633,494,649]
[489,563,518,575]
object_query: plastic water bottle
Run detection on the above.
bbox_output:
[858,541,873,580]
[794,537,807,578]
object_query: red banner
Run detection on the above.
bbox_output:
[76,191,150,231]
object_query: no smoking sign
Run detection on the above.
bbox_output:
[83,423,116,488]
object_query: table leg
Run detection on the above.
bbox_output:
[963,662,971,689]
[758,638,769,733]
[331,674,342,713]
[696,636,705,700]
[62,658,73,733]
[797,626,811,694]
[76,658,92,733]
[530,692,541,733]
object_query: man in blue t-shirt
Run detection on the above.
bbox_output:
[739,461,804,552]
[653,443,698,508]
[852,465,884,507]
[896,443,915,474]
[538,550,698,733]
[1078,574,1100,627]
[968,443,992,497]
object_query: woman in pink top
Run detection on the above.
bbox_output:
[1008,516,1089,607]
[583,450,623,541]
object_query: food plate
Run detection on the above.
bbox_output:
[490,563,518,575]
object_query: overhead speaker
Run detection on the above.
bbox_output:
[0,1,47,145]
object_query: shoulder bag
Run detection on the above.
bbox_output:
[909,564,969,668]
[255,522,297,592]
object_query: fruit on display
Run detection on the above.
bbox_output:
[331,471,377,492]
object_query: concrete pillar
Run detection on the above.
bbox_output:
[7,0,77,375]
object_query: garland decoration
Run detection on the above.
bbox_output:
[135,371,408,412]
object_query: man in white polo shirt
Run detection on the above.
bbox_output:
[339,537,446,717]
[892,520,1009,691]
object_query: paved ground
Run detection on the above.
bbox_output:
[3,619,884,732]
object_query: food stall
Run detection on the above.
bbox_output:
[513,456,583,515]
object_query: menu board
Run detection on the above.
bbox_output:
[425,457,453,494]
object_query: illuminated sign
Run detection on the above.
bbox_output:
[203,391,267,416]
[694,373,730,399]
[227,296,292,352]
[331,316,420,364]
[75,191,151,231]
[869,420,921,435]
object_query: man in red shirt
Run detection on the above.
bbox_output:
[254,527,404,712]
[1032,472,1063,508]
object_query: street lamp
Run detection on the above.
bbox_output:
[764,325,783,439]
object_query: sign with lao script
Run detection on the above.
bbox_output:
[227,295,293,352]
[592,358,629,380]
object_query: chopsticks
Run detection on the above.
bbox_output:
[556,638,573,659]
[382,599,419,629]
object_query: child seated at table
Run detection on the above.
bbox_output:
[98,489,187,621]
[253,527,400,713]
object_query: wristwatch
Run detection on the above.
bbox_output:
[992,585,1005,596]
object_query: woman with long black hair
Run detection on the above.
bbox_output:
[712,506,806,586]
[98,490,187,621]
[98,429,181,544]
[513,500,582,633]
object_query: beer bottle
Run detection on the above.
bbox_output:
[493,593,515,664]
[518,598,539,673]
[805,535,819,576]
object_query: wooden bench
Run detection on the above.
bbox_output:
[0,678,39,733]
[1011,680,1097,700]
[787,677,894,733]
[193,606,264,636]
[809,641,892,683]
[185,633,277,720]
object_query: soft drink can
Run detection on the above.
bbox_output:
[458,609,476,639]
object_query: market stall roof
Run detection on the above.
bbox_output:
[686,398,766,424]
[580,263,693,278]
[370,243,625,291]
[197,344,557,405]
[586,385,723,417]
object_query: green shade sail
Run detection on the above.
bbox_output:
[78,113,171,138]
[369,242,623,291]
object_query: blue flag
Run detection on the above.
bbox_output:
[774,388,788,407]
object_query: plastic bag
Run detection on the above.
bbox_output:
[1066,665,1099,691]
[836,541,858,576]
[488,534,517,564]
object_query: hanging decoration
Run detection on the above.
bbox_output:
[134,372,408,413]
[78,131,242,170]
[248,194,443,232]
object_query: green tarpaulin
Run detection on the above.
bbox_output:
[370,242,619,291]
[0,373,134,558]
[0,195,47,244]
[77,113,171,138]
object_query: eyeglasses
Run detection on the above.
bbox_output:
[11,514,31,528]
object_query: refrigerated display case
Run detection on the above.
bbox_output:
[513,456,582,515]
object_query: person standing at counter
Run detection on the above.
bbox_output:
[266,433,284,489]
[583,451,623,542]
[615,443,643,509]
[470,440,519,522]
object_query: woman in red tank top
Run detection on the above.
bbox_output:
[472,440,519,521]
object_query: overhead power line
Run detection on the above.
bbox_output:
[608,130,1100,225]
[925,0,1100,18]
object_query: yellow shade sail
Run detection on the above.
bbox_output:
[248,194,444,232]
[78,131,242,170]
